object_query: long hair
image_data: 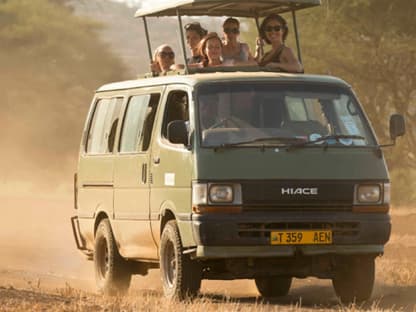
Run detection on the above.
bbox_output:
[198,32,223,67]
[259,14,288,44]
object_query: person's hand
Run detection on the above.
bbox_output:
[150,61,161,73]
[265,62,281,70]
[256,37,264,48]
[171,64,185,70]
[255,37,264,60]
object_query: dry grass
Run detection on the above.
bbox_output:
[1,199,415,312]
[0,284,408,312]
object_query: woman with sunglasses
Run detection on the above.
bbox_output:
[222,17,255,64]
[184,22,208,64]
[256,14,303,73]
[150,44,179,75]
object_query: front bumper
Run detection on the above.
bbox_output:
[195,244,385,259]
[191,211,390,259]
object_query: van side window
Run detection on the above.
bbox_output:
[162,91,189,139]
[86,97,123,154]
[141,94,160,151]
[120,94,160,153]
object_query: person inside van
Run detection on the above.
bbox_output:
[184,22,208,64]
[150,44,183,75]
[231,90,258,126]
[199,93,221,129]
[222,17,255,64]
[256,14,303,73]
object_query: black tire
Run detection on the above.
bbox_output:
[255,276,292,297]
[160,220,201,300]
[332,256,375,304]
[94,219,132,295]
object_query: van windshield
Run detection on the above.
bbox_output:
[196,82,376,148]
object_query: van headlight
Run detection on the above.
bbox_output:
[353,183,390,205]
[356,185,381,203]
[209,185,233,203]
[192,182,242,213]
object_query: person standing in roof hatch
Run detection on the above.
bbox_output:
[150,44,181,75]
[256,14,303,73]
[184,22,208,64]
[222,17,255,64]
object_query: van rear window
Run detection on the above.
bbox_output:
[86,97,123,154]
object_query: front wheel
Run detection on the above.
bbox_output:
[94,219,131,295]
[332,256,375,304]
[160,220,201,300]
[255,276,292,298]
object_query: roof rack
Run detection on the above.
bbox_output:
[135,0,321,17]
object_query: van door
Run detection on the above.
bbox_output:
[112,89,162,260]
[77,96,123,247]
[149,86,194,248]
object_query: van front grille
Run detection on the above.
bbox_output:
[241,181,355,209]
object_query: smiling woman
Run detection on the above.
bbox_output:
[257,14,303,73]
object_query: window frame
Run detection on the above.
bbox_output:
[84,95,124,155]
[118,93,161,154]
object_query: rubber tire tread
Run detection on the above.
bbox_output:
[94,219,132,296]
[332,256,375,304]
[255,276,292,298]
[160,220,201,300]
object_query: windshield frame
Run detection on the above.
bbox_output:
[194,80,378,149]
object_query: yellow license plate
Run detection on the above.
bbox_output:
[270,230,332,245]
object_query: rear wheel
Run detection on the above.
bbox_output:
[94,219,131,295]
[332,256,375,304]
[160,220,201,300]
[255,276,292,297]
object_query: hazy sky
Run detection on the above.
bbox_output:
[110,0,184,9]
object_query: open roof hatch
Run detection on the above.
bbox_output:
[135,0,321,75]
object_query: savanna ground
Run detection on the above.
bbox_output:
[0,192,415,311]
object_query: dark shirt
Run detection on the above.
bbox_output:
[258,44,285,67]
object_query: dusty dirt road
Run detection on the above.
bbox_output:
[0,194,415,311]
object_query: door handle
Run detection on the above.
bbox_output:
[141,163,147,183]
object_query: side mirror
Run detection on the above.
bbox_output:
[390,114,405,141]
[167,120,188,145]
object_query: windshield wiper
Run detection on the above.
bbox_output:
[286,134,366,151]
[213,136,306,150]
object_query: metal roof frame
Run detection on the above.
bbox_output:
[135,0,321,18]
[136,0,321,75]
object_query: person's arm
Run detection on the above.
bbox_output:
[254,38,264,62]
[150,61,161,75]
[265,47,303,73]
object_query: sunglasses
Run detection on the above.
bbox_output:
[224,27,240,34]
[159,51,175,59]
[265,25,283,33]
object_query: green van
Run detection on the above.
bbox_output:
[71,0,406,304]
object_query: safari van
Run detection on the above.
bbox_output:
[71,0,406,304]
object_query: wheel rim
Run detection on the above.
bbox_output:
[97,237,109,280]
[163,240,177,288]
